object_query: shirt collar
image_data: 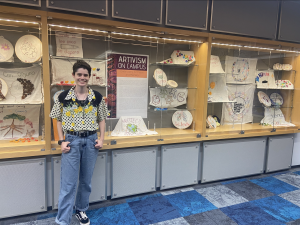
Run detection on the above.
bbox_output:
[64,86,95,102]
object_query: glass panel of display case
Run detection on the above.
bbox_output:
[109,33,161,143]
[206,38,298,138]
[0,14,45,155]
[156,40,199,141]
[48,24,109,146]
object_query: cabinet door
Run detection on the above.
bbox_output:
[166,0,208,30]
[279,1,300,42]
[202,138,266,183]
[266,135,294,172]
[211,0,279,39]
[0,158,46,219]
[0,0,40,7]
[47,0,107,16]
[112,0,162,24]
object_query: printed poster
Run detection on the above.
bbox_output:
[222,84,255,124]
[107,53,148,118]
[0,66,43,104]
[225,56,257,83]
[55,32,83,58]
[51,58,106,86]
[0,105,40,140]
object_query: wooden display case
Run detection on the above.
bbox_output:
[204,34,300,140]
[1,5,300,158]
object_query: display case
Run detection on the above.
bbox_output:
[0,10,48,159]
[205,34,300,139]
[48,16,207,151]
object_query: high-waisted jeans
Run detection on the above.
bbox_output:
[55,133,99,225]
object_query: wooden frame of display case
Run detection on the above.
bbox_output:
[1,5,300,159]
[0,6,50,159]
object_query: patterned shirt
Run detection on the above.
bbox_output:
[50,86,108,132]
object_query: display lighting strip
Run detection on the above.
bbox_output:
[111,31,157,39]
[212,42,300,53]
[49,24,108,33]
[112,32,202,43]
[0,18,38,24]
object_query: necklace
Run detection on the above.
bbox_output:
[74,88,88,101]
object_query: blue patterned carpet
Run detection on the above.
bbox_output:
[6,169,300,225]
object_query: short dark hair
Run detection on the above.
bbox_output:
[73,60,91,76]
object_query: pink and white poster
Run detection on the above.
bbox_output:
[107,53,148,118]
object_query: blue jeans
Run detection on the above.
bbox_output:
[55,133,99,225]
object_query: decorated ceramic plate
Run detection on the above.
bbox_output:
[0,37,14,62]
[15,35,42,63]
[171,50,195,64]
[166,80,178,88]
[0,78,8,100]
[212,115,221,126]
[258,91,271,107]
[172,110,193,129]
[206,115,217,129]
[53,90,64,102]
[153,68,167,87]
[270,93,283,106]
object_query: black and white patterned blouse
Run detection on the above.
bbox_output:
[50,86,108,132]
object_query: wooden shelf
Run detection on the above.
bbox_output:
[206,123,297,136]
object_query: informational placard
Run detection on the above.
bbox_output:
[225,56,257,83]
[222,84,255,124]
[107,53,148,118]
[55,32,83,58]
[51,58,106,86]
[0,66,43,104]
[256,70,276,89]
[210,55,224,73]
[0,105,40,140]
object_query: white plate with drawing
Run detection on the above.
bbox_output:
[206,115,217,129]
[15,35,42,63]
[258,91,271,107]
[0,78,8,100]
[0,37,14,62]
[270,93,283,106]
[153,68,167,87]
[172,110,193,129]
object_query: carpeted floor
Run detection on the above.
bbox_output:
[4,168,300,225]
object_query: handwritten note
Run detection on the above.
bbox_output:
[55,32,83,58]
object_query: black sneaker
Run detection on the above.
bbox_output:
[75,210,90,225]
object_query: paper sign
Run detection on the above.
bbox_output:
[56,32,83,58]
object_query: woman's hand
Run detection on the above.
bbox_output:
[95,139,103,149]
[61,141,71,153]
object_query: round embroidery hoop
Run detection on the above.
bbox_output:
[15,35,42,63]
[0,37,14,62]
[53,90,64,102]
[172,110,193,129]
[166,80,178,88]
[270,93,283,106]
[153,68,167,87]
[0,78,8,100]
[258,91,271,107]
[206,115,217,129]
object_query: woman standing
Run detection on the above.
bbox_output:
[50,60,108,225]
